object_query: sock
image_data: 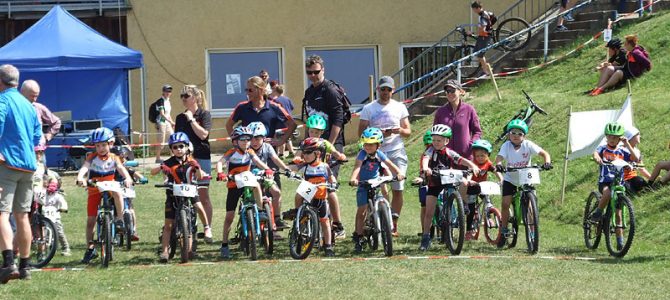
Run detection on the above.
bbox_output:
[2,250,13,267]
[221,243,228,248]
[19,258,29,269]
[617,237,624,245]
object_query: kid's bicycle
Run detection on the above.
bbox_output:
[28,197,58,268]
[468,181,504,245]
[229,171,267,261]
[496,90,547,143]
[583,160,636,257]
[86,180,122,268]
[357,175,398,257]
[431,168,472,255]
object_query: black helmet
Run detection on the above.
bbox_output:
[606,38,622,49]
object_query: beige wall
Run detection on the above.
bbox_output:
[127,0,518,150]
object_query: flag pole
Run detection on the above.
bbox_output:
[560,105,572,205]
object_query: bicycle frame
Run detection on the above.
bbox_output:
[512,185,536,226]
[238,186,261,239]
[363,177,395,236]
[96,191,116,244]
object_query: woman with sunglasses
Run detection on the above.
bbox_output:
[433,80,482,161]
[175,85,214,243]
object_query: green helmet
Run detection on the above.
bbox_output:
[506,119,528,134]
[423,129,433,145]
[472,139,493,153]
[604,122,625,136]
[306,114,327,130]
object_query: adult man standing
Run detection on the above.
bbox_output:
[302,54,347,238]
[0,65,42,283]
[20,80,61,150]
[154,84,175,163]
[358,76,411,237]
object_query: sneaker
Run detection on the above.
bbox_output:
[274,217,289,230]
[419,234,432,251]
[204,227,213,244]
[497,228,509,249]
[353,234,363,254]
[583,88,595,95]
[61,249,72,256]
[589,210,603,223]
[465,231,475,241]
[282,209,297,221]
[81,248,98,264]
[563,12,575,22]
[220,246,232,259]
[114,219,125,231]
[18,267,31,280]
[131,234,140,242]
[589,87,604,96]
[0,264,19,284]
[333,223,346,240]
[324,246,335,257]
[159,253,169,263]
[556,25,569,32]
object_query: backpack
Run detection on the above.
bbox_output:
[148,99,161,123]
[302,80,352,125]
[484,11,497,32]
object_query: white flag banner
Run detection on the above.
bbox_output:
[568,95,633,160]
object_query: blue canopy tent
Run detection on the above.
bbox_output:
[0,5,143,167]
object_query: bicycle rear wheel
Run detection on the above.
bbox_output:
[246,208,258,261]
[443,192,465,255]
[29,215,57,268]
[451,45,482,79]
[124,212,133,251]
[289,208,318,260]
[583,191,603,250]
[508,206,519,249]
[604,195,635,257]
[495,17,531,51]
[483,205,503,245]
[522,192,540,254]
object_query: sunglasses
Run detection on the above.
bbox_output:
[244,88,255,93]
[171,144,186,150]
[445,88,457,94]
[180,93,191,99]
[238,136,251,141]
[380,87,393,92]
[509,131,525,136]
[306,69,322,75]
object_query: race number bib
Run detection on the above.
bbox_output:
[234,171,258,188]
[478,181,501,195]
[123,186,136,198]
[95,181,122,193]
[172,184,198,197]
[367,176,393,188]
[296,181,318,201]
[439,169,463,185]
[516,168,540,185]
[42,206,59,220]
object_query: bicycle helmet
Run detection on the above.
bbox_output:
[423,129,433,145]
[472,139,493,153]
[431,124,452,138]
[247,122,267,137]
[506,119,528,134]
[90,127,114,143]
[306,114,327,130]
[231,126,253,140]
[606,38,622,49]
[360,127,384,144]
[300,137,323,152]
[168,132,190,146]
[604,122,625,136]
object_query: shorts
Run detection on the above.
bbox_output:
[426,186,444,198]
[356,187,371,207]
[0,164,33,213]
[164,194,200,219]
[310,198,330,221]
[226,187,243,212]
[155,122,174,145]
[87,190,103,217]
[467,185,482,195]
[385,148,408,191]
[598,182,613,194]
[475,36,492,58]
[501,180,519,197]
[624,176,647,193]
[331,143,344,179]
[195,158,211,185]
[418,185,428,207]
[561,0,568,8]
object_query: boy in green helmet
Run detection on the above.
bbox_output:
[412,129,433,236]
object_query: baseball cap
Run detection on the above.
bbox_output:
[162,84,173,92]
[444,79,462,90]
[378,76,395,89]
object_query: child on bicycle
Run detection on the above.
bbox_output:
[420,124,480,251]
[76,127,133,264]
[216,126,272,259]
[495,119,552,248]
[247,122,293,231]
[465,139,503,240]
[349,128,405,253]
[412,130,433,236]
[590,123,638,227]
[151,132,209,263]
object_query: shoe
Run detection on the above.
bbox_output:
[204,227,213,244]
[220,246,232,259]
[159,253,169,263]
[324,246,335,257]
[583,88,595,95]
[617,240,624,251]
[18,267,31,280]
[333,223,346,240]
[37,253,45,263]
[556,25,569,32]
[497,228,509,249]
[114,219,125,231]
[282,209,297,221]
[81,248,98,264]
[589,87,604,96]
[465,231,475,241]
[419,234,432,251]
[189,251,200,260]
[0,264,19,284]
[563,12,575,22]
[61,249,72,256]
[353,234,363,254]
[131,234,140,242]
[589,210,603,223]
[274,218,289,230]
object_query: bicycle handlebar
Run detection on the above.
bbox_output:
[154,182,210,188]
[522,90,547,116]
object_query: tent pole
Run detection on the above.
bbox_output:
[127,69,132,144]
[560,105,572,205]
[140,67,147,159]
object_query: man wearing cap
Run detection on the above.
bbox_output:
[358,76,411,237]
[433,79,482,161]
[154,84,175,163]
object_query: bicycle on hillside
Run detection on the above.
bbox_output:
[430,168,473,255]
[583,160,637,258]
[452,17,531,78]
[467,181,504,245]
[499,165,548,254]
[354,175,399,257]
[496,90,547,143]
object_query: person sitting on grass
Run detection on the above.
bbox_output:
[590,34,651,96]
[585,38,627,95]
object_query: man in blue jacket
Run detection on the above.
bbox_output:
[0,64,42,283]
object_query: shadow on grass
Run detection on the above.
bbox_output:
[592,254,670,265]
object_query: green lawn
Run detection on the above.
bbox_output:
[5,11,670,299]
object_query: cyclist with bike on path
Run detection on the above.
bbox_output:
[420,124,480,251]
[494,120,552,248]
[465,139,503,240]
[469,1,496,77]
[75,127,133,264]
[349,128,405,253]
[151,132,210,263]
[215,126,272,259]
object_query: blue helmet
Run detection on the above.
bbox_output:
[168,132,190,146]
[90,127,114,143]
[247,122,267,137]
[360,127,384,144]
[231,126,253,140]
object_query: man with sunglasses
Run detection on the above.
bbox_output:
[358,76,411,237]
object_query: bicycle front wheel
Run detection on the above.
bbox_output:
[124,212,133,251]
[29,215,58,268]
[261,202,274,256]
[483,205,503,245]
[101,214,112,268]
[378,201,394,257]
[288,208,318,260]
[451,45,482,79]
[443,192,465,255]
[583,191,603,250]
[605,195,635,257]
[495,17,531,51]
[246,208,258,261]
[522,192,540,254]
[179,208,191,263]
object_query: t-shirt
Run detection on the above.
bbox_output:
[222,148,257,188]
[298,161,331,199]
[423,146,463,187]
[471,159,496,183]
[478,10,494,36]
[175,108,212,160]
[230,100,293,137]
[273,95,294,115]
[163,156,198,184]
[608,49,628,66]
[497,140,543,184]
[595,144,632,184]
[359,100,410,152]
[356,150,389,181]
[85,152,123,193]
[39,192,68,222]
[156,97,172,123]
[250,143,277,171]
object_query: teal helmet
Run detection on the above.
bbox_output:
[506,119,528,134]
[306,114,327,130]
[472,139,493,153]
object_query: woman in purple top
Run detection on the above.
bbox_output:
[433,80,482,160]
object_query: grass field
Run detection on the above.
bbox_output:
[5,11,670,299]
